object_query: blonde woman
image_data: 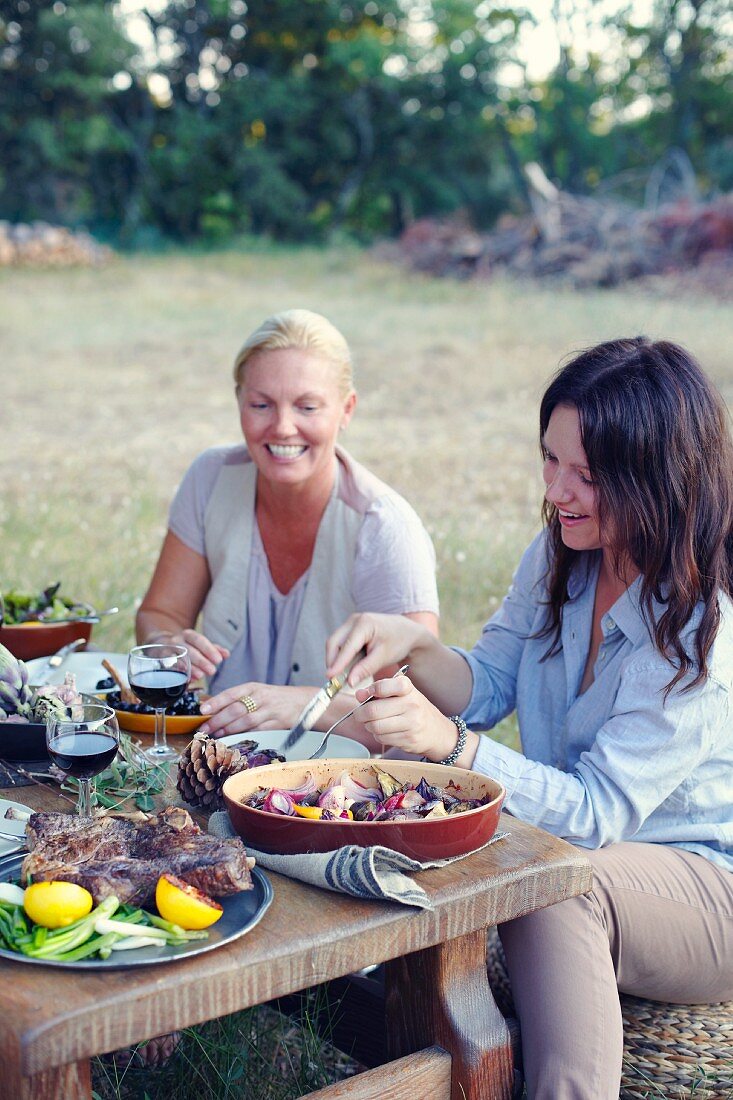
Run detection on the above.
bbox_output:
[136,309,438,741]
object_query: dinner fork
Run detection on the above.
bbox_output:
[0,829,27,851]
[308,664,410,759]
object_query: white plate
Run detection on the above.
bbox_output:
[220,729,370,762]
[0,797,32,856]
[26,651,129,695]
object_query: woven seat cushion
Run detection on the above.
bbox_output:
[487,929,733,1099]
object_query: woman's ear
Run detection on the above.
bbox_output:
[341,390,357,431]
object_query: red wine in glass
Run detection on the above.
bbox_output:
[47,732,119,778]
[129,670,188,709]
[45,703,120,818]
[127,644,191,761]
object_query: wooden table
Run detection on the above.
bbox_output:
[0,774,592,1100]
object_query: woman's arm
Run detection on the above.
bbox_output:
[136,531,229,680]
[199,611,441,744]
[326,611,474,716]
[352,655,730,847]
[467,663,728,848]
[404,610,439,636]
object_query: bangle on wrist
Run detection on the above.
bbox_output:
[438,715,468,767]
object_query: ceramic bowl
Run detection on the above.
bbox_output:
[223,758,505,860]
[112,709,205,736]
[0,621,93,662]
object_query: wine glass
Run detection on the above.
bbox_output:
[46,702,120,818]
[127,643,191,761]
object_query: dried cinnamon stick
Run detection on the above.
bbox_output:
[102,659,138,705]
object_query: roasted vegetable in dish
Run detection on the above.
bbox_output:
[0,583,91,625]
[242,765,492,821]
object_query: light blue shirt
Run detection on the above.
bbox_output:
[460,532,733,873]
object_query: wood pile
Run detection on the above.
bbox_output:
[390,193,733,291]
[0,222,114,267]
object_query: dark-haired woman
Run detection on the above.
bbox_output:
[325,337,733,1100]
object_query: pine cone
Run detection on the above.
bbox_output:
[176,731,249,810]
[108,1031,182,1070]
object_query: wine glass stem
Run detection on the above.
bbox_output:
[77,777,93,818]
[154,708,167,753]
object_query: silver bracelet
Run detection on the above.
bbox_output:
[438,715,468,767]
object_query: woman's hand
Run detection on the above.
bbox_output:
[326,612,432,686]
[198,683,315,738]
[353,672,476,764]
[326,612,474,719]
[149,628,228,683]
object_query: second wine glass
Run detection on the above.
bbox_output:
[127,643,190,761]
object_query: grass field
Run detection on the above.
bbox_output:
[2,247,733,1098]
[3,246,733,654]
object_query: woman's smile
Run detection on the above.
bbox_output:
[265,443,308,460]
[557,508,590,527]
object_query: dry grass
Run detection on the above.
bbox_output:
[3,246,732,657]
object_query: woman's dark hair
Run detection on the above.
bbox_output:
[539,336,733,692]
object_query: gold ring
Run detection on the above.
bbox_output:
[240,695,258,714]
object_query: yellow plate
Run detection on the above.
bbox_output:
[113,709,205,736]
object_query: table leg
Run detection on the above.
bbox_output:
[10,1060,92,1100]
[384,928,514,1100]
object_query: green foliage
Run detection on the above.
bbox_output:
[0,0,731,239]
[0,0,136,222]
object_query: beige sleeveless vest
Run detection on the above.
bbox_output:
[200,446,395,687]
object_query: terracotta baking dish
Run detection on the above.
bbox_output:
[223,757,505,860]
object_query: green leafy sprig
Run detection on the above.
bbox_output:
[61,734,171,813]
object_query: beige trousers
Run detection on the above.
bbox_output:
[499,842,733,1100]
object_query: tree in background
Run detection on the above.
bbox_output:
[0,0,136,226]
[620,0,733,192]
[0,0,731,241]
[133,0,524,238]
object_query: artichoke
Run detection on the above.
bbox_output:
[0,643,81,724]
[30,691,68,725]
[32,674,83,723]
[0,642,34,717]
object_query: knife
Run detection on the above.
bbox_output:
[31,637,88,687]
[283,648,367,751]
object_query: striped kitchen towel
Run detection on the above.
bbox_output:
[209,811,508,909]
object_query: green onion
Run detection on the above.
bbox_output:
[21,896,120,959]
[110,935,167,951]
[0,891,211,960]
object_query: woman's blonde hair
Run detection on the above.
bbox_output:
[233,309,354,397]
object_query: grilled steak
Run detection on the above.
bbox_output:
[22,807,254,906]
